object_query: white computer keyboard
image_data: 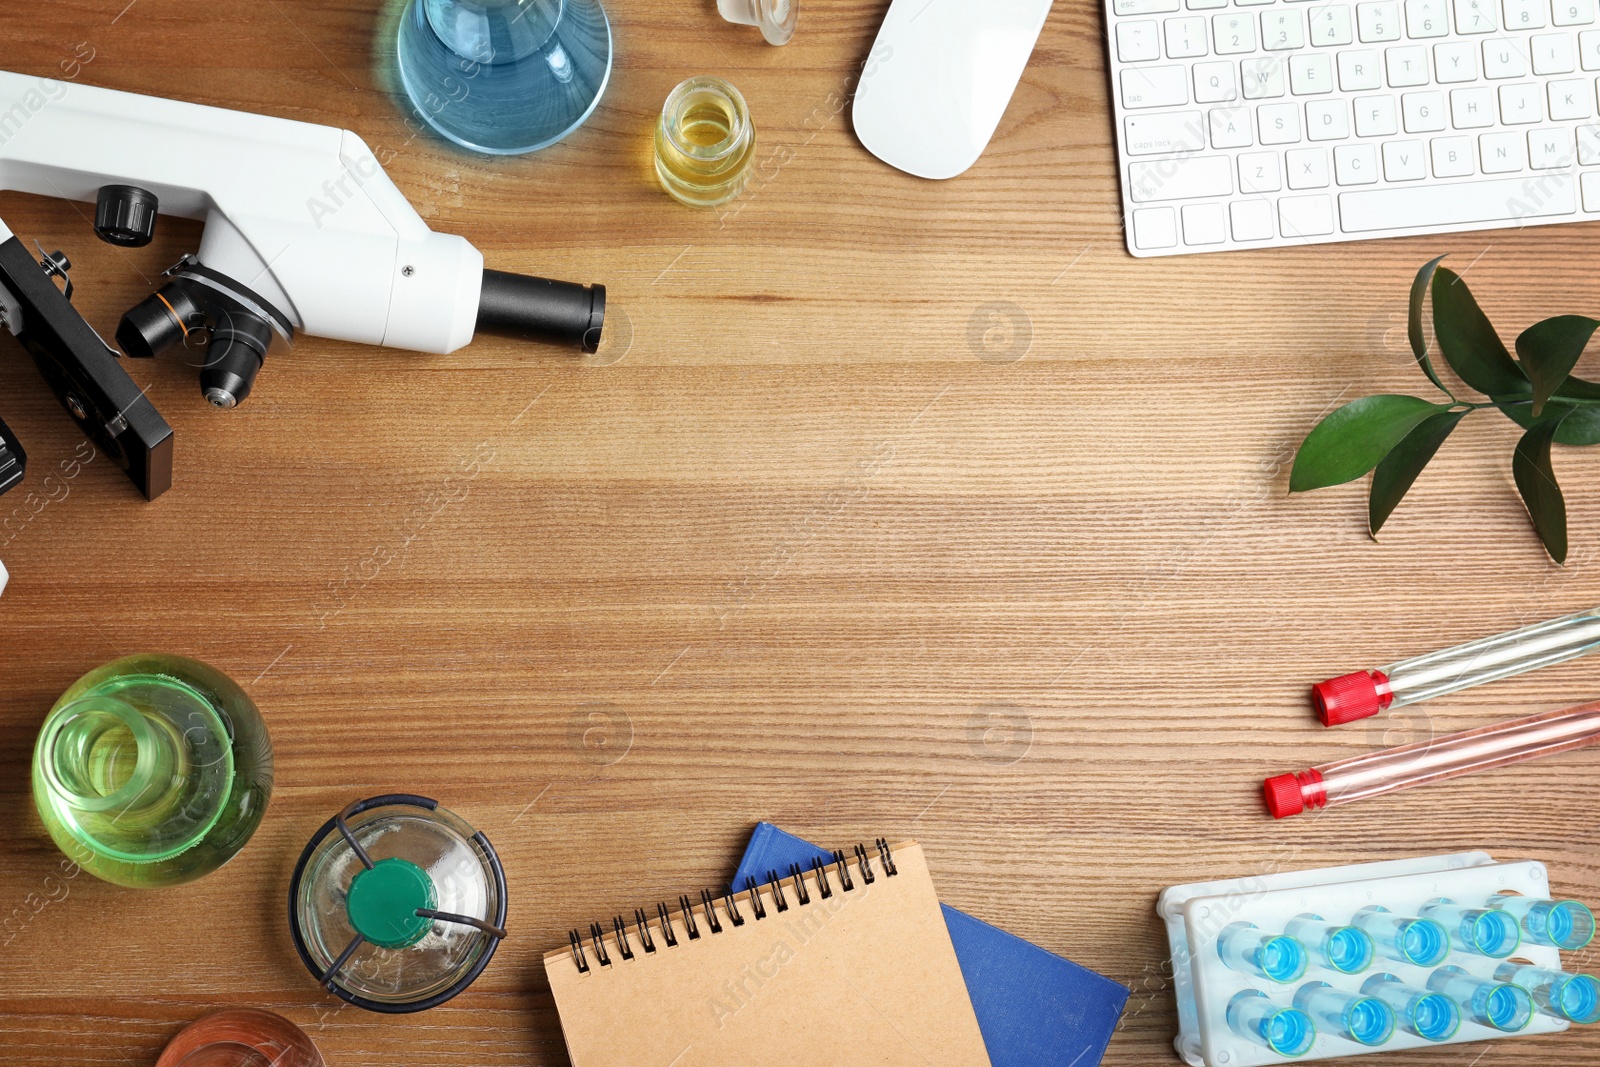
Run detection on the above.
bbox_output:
[1105,0,1600,255]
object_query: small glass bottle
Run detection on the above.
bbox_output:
[718,0,798,45]
[1226,989,1316,1057]
[655,76,757,208]
[31,654,273,888]
[155,1010,323,1067]
[1218,922,1310,984]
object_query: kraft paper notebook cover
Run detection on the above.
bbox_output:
[733,822,1131,1067]
[544,840,991,1067]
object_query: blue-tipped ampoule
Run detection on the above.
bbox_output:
[1494,962,1600,1024]
[1361,973,1462,1042]
[1286,914,1375,975]
[1218,922,1310,984]
[1227,989,1316,1058]
[1487,896,1597,951]
[1352,905,1451,967]
[1428,965,1535,1032]
[1420,899,1522,959]
[1294,981,1397,1046]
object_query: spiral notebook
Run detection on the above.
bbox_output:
[544,840,992,1067]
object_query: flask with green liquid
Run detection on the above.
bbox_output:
[31,654,273,888]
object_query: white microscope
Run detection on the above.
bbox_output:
[0,68,606,501]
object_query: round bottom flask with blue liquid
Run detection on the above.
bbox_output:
[398,0,613,154]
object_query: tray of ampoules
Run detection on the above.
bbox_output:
[1158,852,1597,1065]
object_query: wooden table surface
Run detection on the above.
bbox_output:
[2,1,1599,1064]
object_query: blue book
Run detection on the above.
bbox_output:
[732,823,1129,1067]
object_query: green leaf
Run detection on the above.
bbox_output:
[1500,399,1600,446]
[1408,255,1451,395]
[1291,395,1450,493]
[1512,414,1570,563]
[1369,408,1470,536]
[1516,315,1600,416]
[1552,374,1600,402]
[1432,267,1529,396]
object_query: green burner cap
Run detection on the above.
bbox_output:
[347,857,437,949]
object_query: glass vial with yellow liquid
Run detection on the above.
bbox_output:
[654,77,756,208]
[31,654,273,888]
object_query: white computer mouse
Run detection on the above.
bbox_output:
[853,0,1055,180]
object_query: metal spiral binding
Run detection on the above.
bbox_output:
[565,841,899,973]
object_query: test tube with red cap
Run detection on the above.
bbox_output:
[1263,699,1600,818]
[1312,606,1600,727]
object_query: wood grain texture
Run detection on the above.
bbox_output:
[1,1,1599,1064]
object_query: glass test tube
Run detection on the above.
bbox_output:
[1419,899,1522,959]
[1218,923,1310,984]
[1312,606,1600,726]
[1351,906,1451,967]
[1293,982,1396,1045]
[1227,990,1316,1057]
[1361,973,1462,1042]
[1494,962,1600,1024]
[1263,700,1600,818]
[1488,896,1597,950]
[1428,965,1535,1031]
[1285,914,1375,974]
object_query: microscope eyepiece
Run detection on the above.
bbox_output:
[476,269,606,353]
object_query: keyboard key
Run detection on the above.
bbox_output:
[1292,53,1337,92]
[1358,0,1404,39]
[1355,94,1401,134]
[1132,206,1180,248]
[1340,174,1575,228]
[1311,5,1356,43]
[1554,0,1597,25]
[1288,146,1333,185]
[1481,128,1529,168]
[1166,17,1211,58]
[1403,90,1449,129]
[1124,111,1209,154]
[1579,122,1600,160]
[1243,56,1289,97]
[1181,202,1229,243]
[1336,141,1383,181]
[1583,30,1600,67]
[1456,0,1500,28]
[1117,21,1163,62]
[1583,169,1600,209]
[1129,155,1235,200]
[1384,138,1430,177]
[1432,133,1478,173]
[1211,105,1256,146]
[1215,12,1259,53]
[1406,0,1449,36]
[1115,0,1181,14]
[1484,38,1530,77]
[1503,0,1546,27]
[1452,84,1498,125]
[1239,151,1285,190]
[1549,77,1596,116]
[1529,126,1575,165]
[1307,98,1353,137]
[1531,33,1576,73]
[1264,10,1308,48]
[1122,66,1191,108]
[1195,61,1241,101]
[1386,45,1431,85]
[1230,198,1277,239]
[1500,82,1545,121]
[1189,0,1230,10]
[1339,48,1385,87]
[1279,194,1338,234]
[1434,41,1480,81]
[1259,101,1305,141]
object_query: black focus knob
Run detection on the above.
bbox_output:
[95,185,160,248]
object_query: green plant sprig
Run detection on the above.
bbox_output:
[1290,255,1600,563]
